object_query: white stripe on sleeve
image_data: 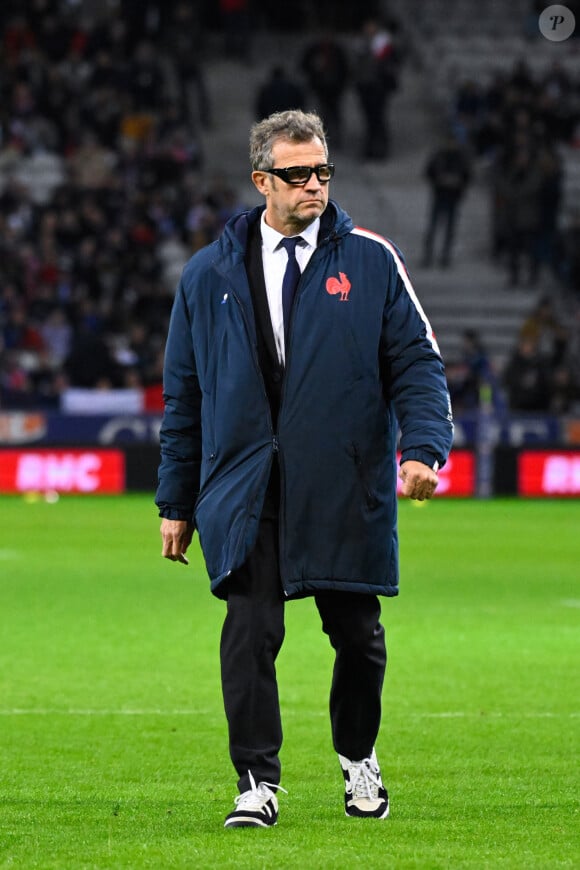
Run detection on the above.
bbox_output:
[351,226,441,356]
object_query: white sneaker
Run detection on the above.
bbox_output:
[338,749,390,818]
[224,771,287,828]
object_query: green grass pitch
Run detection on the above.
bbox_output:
[0,494,578,868]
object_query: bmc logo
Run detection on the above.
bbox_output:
[520,451,580,496]
[0,449,125,493]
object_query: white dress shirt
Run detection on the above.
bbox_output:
[260,212,319,364]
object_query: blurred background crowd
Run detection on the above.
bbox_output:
[1,0,580,415]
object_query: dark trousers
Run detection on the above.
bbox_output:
[356,84,390,160]
[507,228,539,286]
[423,193,461,266]
[220,513,387,793]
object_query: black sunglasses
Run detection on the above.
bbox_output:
[265,163,335,185]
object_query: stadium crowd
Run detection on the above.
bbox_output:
[0,0,245,409]
[449,58,579,290]
[0,0,406,411]
[1,0,580,415]
[443,53,580,414]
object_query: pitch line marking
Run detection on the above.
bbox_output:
[419,711,579,719]
[0,709,577,718]
[0,708,210,716]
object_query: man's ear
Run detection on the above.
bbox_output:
[252,171,269,196]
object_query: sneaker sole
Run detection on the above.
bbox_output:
[345,804,390,819]
[224,818,277,828]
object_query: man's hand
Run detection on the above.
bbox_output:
[160,518,194,565]
[398,460,439,501]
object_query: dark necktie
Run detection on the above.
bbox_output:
[280,237,302,343]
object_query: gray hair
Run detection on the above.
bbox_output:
[249,110,328,170]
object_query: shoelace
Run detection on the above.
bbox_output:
[234,771,288,810]
[348,758,382,801]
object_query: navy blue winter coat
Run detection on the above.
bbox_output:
[156,201,453,599]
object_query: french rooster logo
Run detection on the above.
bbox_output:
[326,272,351,301]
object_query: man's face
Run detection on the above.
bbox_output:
[252,137,330,236]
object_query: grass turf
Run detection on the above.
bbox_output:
[0,494,578,868]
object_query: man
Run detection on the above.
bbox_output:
[254,64,306,121]
[352,17,400,160]
[422,132,471,269]
[300,32,349,149]
[156,110,453,828]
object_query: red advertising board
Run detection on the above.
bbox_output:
[519,450,580,497]
[397,449,475,496]
[0,449,125,494]
[0,447,473,497]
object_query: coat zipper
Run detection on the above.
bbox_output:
[231,288,291,597]
[231,291,275,440]
[222,292,282,580]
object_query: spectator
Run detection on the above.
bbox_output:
[550,363,577,414]
[514,298,576,414]
[38,308,72,366]
[66,132,117,190]
[451,79,484,146]
[300,32,350,149]
[519,297,568,367]
[496,146,543,287]
[0,350,36,408]
[421,132,471,268]
[561,306,580,409]
[129,40,165,111]
[556,211,580,297]
[446,329,502,412]
[351,17,401,160]
[64,328,120,390]
[503,334,551,411]
[534,142,563,280]
[2,301,44,353]
[255,65,306,121]
[161,2,211,130]
[219,0,252,63]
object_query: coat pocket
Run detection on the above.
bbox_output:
[347,441,380,510]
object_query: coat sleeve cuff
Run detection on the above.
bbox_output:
[158,506,196,523]
[400,449,442,471]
